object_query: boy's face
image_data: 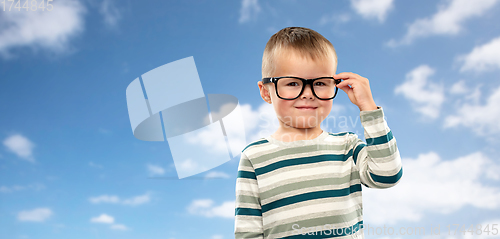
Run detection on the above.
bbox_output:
[258,50,336,130]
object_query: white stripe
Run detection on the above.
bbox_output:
[236,202,261,210]
[253,149,350,169]
[244,143,278,156]
[236,180,259,192]
[235,215,263,230]
[258,163,354,188]
[262,197,361,226]
[363,120,389,134]
[261,179,361,205]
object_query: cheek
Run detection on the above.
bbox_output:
[320,101,333,114]
[273,100,293,115]
[271,99,296,119]
[321,101,333,109]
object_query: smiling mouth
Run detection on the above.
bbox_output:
[295,107,317,110]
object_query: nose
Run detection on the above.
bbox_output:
[300,83,315,99]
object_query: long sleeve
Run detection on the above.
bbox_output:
[352,106,403,188]
[234,152,264,239]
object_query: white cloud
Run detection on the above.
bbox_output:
[110,224,129,231]
[184,102,249,162]
[444,85,500,135]
[458,36,500,72]
[185,126,228,157]
[387,0,499,46]
[211,235,224,239]
[181,103,274,163]
[350,0,394,23]
[162,102,277,179]
[187,199,234,219]
[177,158,206,174]
[364,151,500,225]
[90,214,129,231]
[394,65,445,119]
[0,183,45,193]
[204,171,231,179]
[0,0,86,58]
[147,164,165,176]
[319,13,350,26]
[239,0,261,23]
[90,214,114,224]
[89,193,150,206]
[17,208,53,222]
[99,0,121,27]
[3,134,36,162]
[449,80,481,104]
[241,102,279,141]
[449,80,467,95]
[122,194,150,206]
[89,195,120,204]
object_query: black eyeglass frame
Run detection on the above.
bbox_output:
[262,76,341,100]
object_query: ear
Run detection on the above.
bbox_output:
[258,81,272,104]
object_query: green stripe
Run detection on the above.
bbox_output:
[255,151,353,176]
[328,132,350,136]
[366,143,398,159]
[252,144,348,165]
[235,207,262,216]
[237,170,256,180]
[261,184,361,213]
[353,143,366,165]
[361,108,383,121]
[242,139,269,152]
[366,131,393,146]
[260,173,360,199]
[240,156,253,167]
[238,195,260,204]
[370,167,403,184]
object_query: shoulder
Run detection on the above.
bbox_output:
[324,131,361,146]
[241,137,271,155]
[325,131,359,140]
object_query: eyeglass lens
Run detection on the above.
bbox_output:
[276,78,337,99]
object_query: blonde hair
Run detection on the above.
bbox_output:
[262,27,337,78]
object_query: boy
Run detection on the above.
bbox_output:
[234,27,402,239]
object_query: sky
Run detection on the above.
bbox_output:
[1,0,500,238]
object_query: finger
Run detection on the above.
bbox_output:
[333,72,359,80]
[336,79,356,89]
[339,85,355,103]
[338,83,353,94]
[338,86,352,94]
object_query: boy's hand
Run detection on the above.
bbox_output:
[334,72,378,111]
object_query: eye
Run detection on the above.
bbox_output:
[286,82,299,86]
[314,81,326,86]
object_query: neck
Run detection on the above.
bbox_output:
[271,123,323,142]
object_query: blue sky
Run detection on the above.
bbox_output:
[1,0,500,238]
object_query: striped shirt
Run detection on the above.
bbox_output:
[234,107,403,239]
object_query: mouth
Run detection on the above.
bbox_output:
[295,107,318,110]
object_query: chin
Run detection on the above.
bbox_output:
[292,120,320,129]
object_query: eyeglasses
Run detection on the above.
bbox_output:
[262,76,341,100]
